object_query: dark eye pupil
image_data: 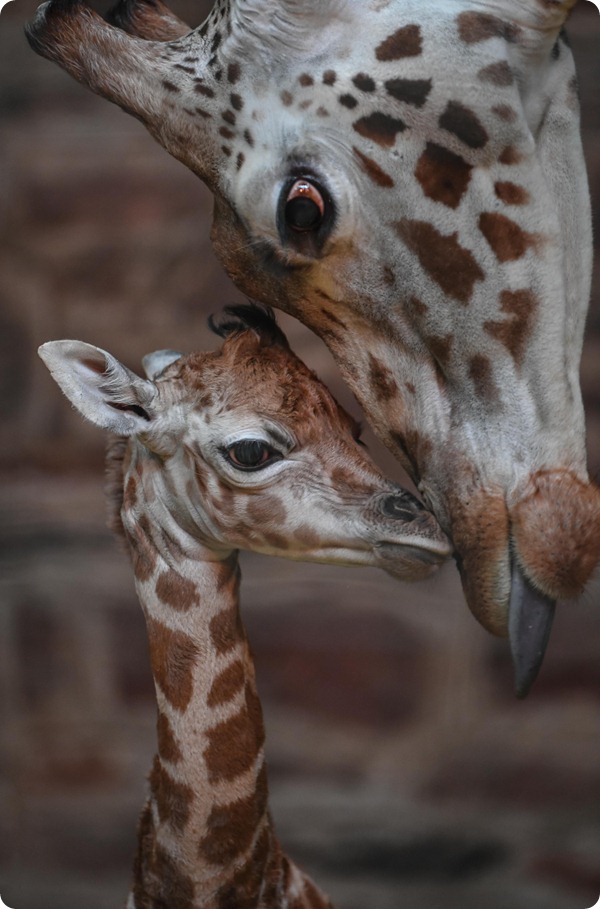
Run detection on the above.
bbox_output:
[285,197,322,231]
[231,440,268,467]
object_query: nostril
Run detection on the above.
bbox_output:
[380,494,422,521]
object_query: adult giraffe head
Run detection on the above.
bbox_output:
[26,0,600,694]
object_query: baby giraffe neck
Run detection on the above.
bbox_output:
[124,512,332,908]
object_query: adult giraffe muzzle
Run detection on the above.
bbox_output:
[26,0,600,696]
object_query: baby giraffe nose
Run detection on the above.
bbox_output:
[379,492,427,522]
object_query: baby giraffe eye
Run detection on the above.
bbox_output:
[284,179,326,232]
[226,439,282,471]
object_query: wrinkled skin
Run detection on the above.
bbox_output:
[26,0,600,692]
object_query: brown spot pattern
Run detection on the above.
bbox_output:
[385,77,432,108]
[126,514,157,582]
[352,146,394,187]
[469,354,499,401]
[146,618,199,711]
[478,60,514,86]
[149,756,193,833]
[376,24,422,60]
[368,353,398,400]
[246,494,287,528]
[426,333,454,369]
[353,73,376,92]
[207,658,246,708]
[199,763,268,866]
[479,212,537,262]
[210,604,244,655]
[457,11,519,44]
[339,94,358,109]
[155,569,199,613]
[394,219,485,304]
[415,142,473,209]
[157,712,183,764]
[133,810,195,909]
[194,82,215,98]
[227,62,241,84]
[215,825,272,905]
[439,101,488,149]
[204,684,265,783]
[484,289,538,364]
[494,181,530,205]
[322,70,337,85]
[499,145,524,165]
[492,104,517,123]
[353,112,406,147]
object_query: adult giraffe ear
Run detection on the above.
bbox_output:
[38,340,158,436]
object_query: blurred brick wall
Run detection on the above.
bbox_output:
[1,3,599,909]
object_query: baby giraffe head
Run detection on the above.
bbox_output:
[38,304,450,582]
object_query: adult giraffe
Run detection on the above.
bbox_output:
[26,0,600,694]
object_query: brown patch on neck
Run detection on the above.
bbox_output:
[207,658,246,708]
[479,212,538,262]
[204,683,265,784]
[199,762,269,867]
[478,60,514,86]
[439,101,489,149]
[494,181,530,206]
[368,353,399,401]
[484,289,538,364]
[394,219,485,304]
[210,602,245,655]
[156,569,200,612]
[457,11,520,44]
[132,804,195,909]
[149,755,194,833]
[469,354,499,402]
[499,145,525,165]
[157,712,183,764]
[426,333,454,370]
[146,618,199,711]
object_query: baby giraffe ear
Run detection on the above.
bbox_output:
[38,340,158,436]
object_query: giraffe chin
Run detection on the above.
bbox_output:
[454,470,600,696]
[510,471,600,600]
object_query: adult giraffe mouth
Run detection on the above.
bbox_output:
[448,470,600,697]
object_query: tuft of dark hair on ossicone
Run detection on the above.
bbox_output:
[208,302,290,349]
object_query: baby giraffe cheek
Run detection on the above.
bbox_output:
[511,472,600,599]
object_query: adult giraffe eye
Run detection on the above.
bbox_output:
[226,440,282,471]
[284,179,326,232]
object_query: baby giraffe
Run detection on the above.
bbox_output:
[39,305,450,909]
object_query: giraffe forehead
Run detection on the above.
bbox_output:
[170,344,356,440]
[217,5,526,168]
